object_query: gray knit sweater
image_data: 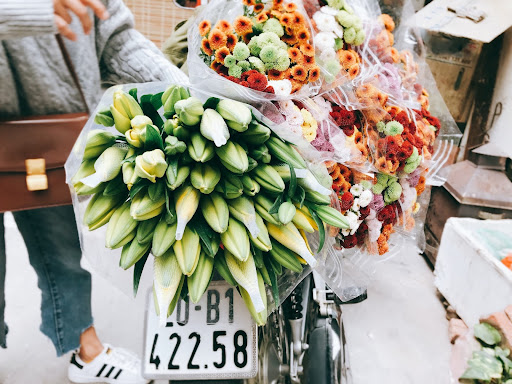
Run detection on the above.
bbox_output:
[0,0,188,118]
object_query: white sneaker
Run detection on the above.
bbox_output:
[68,344,148,384]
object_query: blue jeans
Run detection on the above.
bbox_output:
[0,205,93,356]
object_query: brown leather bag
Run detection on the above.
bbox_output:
[0,35,89,213]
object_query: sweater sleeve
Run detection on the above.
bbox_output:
[95,0,188,86]
[0,0,56,40]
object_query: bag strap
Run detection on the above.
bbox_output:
[56,34,90,115]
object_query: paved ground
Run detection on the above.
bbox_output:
[0,212,451,383]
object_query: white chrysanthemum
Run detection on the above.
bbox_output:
[320,5,340,15]
[313,12,338,33]
[359,189,373,208]
[332,24,344,39]
[315,32,337,53]
[346,211,359,230]
[287,105,304,127]
[351,198,360,211]
[279,99,295,115]
[269,80,292,97]
[341,228,350,237]
[319,47,337,62]
[350,184,363,197]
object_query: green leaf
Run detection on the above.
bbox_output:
[148,181,164,201]
[287,162,297,198]
[475,323,502,346]
[253,248,264,269]
[144,124,164,151]
[294,185,306,208]
[133,251,149,297]
[140,94,164,129]
[151,92,164,111]
[164,188,175,224]
[190,217,216,258]
[122,154,137,164]
[103,175,127,196]
[306,203,325,252]
[460,366,490,381]
[129,179,150,200]
[264,257,280,306]
[269,194,283,215]
[203,97,220,110]
[129,88,138,102]
[168,157,179,178]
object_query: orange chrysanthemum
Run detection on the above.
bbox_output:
[338,49,358,68]
[274,11,286,19]
[282,34,298,45]
[234,16,253,35]
[253,3,265,13]
[389,47,400,63]
[296,28,310,43]
[256,12,268,23]
[211,60,224,72]
[288,47,302,63]
[299,43,314,57]
[215,47,230,64]
[292,12,306,27]
[226,33,237,51]
[243,0,255,5]
[208,30,227,50]
[291,65,307,82]
[214,20,232,33]
[307,66,320,82]
[291,79,303,93]
[280,12,293,27]
[301,54,315,69]
[347,63,360,79]
[201,38,214,56]
[284,2,297,12]
[272,0,284,11]
[268,69,285,80]
[283,68,293,80]
[199,20,211,37]
[378,14,395,32]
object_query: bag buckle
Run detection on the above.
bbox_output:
[25,158,48,191]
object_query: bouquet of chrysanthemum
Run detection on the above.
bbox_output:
[324,161,428,256]
[303,0,366,85]
[193,0,321,99]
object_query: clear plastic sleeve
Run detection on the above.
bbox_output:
[65,81,350,315]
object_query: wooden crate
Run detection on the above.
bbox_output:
[125,0,195,48]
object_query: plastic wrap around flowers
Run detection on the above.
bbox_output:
[69,84,355,326]
[271,10,453,257]
[194,0,322,99]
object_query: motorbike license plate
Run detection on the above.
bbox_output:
[142,281,258,380]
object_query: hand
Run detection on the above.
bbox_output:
[54,0,110,41]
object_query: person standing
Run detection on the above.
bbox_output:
[0,0,187,382]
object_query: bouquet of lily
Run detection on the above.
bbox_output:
[195,0,321,97]
[70,84,351,325]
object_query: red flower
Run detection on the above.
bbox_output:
[359,205,370,220]
[265,86,275,94]
[247,71,267,91]
[241,69,259,81]
[240,81,250,87]
[355,222,368,245]
[377,205,396,225]
[341,234,358,249]
[340,192,354,211]
[226,75,241,84]
[342,126,355,136]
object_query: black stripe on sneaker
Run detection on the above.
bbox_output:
[70,354,83,369]
[105,366,115,378]
[96,364,107,377]
[113,369,123,379]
